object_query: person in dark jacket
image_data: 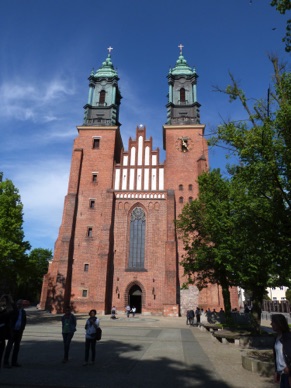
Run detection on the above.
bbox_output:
[61,306,77,363]
[4,299,26,368]
[271,314,291,388]
[0,295,15,368]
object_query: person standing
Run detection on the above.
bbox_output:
[83,309,100,366]
[0,295,15,368]
[131,306,136,317]
[4,299,26,368]
[61,307,76,363]
[271,314,291,388]
[195,307,201,325]
[111,306,117,319]
[188,309,194,326]
[126,305,131,318]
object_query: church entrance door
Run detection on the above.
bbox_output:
[129,284,142,313]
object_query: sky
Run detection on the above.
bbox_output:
[0,0,290,252]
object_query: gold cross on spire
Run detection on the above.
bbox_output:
[178,43,184,55]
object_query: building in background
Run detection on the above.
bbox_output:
[39,47,239,316]
[266,286,288,302]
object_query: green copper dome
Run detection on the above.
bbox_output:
[169,54,195,76]
[94,54,118,78]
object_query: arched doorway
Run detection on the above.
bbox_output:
[129,284,142,313]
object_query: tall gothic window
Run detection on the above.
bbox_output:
[180,88,186,103]
[128,207,145,269]
[99,90,106,105]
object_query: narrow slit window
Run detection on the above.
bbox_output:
[89,200,95,209]
[180,88,186,102]
[93,138,100,149]
[87,227,93,237]
[99,90,106,104]
[82,290,88,297]
[92,173,98,183]
[84,264,89,272]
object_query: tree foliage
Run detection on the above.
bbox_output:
[270,0,291,52]
[213,56,291,320]
[176,170,239,317]
[177,57,291,326]
[17,248,52,302]
[0,173,52,302]
[0,173,30,294]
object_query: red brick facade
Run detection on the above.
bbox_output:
[39,50,239,316]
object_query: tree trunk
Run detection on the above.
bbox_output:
[221,281,232,320]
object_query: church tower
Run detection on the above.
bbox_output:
[163,44,208,305]
[40,48,123,313]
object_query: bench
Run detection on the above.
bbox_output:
[213,330,252,345]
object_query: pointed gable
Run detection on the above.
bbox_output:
[114,126,164,193]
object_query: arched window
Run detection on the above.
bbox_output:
[189,197,193,203]
[180,88,186,103]
[179,184,183,191]
[179,197,184,204]
[99,90,106,105]
[128,207,145,269]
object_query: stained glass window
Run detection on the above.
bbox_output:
[128,207,145,268]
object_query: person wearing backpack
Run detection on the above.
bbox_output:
[83,309,100,366]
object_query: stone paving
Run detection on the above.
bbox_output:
[0,309,275,388]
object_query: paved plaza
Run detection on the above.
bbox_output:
[0,309,275,388]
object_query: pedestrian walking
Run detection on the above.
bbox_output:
[61,306,76,363]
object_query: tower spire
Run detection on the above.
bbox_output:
[83,48,122,126]
[166,48,200,125]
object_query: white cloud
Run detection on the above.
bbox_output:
[0,78,76,123]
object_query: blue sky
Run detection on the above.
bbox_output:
[0,0,290,251]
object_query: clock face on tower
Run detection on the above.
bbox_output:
[175,136,194,152]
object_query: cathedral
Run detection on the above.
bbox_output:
[39,46,239,316]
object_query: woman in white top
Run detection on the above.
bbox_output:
[83,309,100,366]
[271,314,291,388]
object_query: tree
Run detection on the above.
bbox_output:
[177,57,291,328]
[17,248,52,302]
[176,168,281,326]
[270,0,291,52]
[0,172,30,295]
[210,56,291,323]
[176,169,240,318]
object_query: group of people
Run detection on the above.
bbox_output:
[0,295,26,369]
[61,307,100,366]
[2,296,291,387]
[186,307,201,326]
[125,305,136,318]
